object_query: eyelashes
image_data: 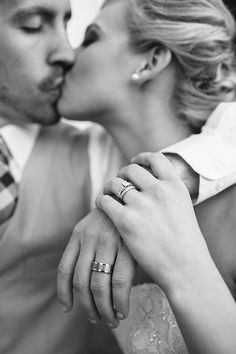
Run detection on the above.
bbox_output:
[81,30,99,47]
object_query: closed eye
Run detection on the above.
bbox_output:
[81,24,100,47]
[21,24,43,33]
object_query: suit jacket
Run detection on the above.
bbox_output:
[0,123,92,354]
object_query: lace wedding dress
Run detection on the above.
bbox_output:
[113,284,188,354]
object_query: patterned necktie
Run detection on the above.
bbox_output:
[0,135,18,225]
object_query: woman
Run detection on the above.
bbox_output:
[97,152,236,354]
[58,0,236,352]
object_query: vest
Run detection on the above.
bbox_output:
[0,123,92,354]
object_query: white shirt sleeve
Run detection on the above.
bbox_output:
[162,102,236,204]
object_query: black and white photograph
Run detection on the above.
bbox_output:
[0,0,236,353]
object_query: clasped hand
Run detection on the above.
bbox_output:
[57,152,209,328]
[57,206,135,328]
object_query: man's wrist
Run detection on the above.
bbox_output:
[164,153,200,200]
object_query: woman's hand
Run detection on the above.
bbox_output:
[96,152,212,295]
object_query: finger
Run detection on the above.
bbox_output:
[132,152,181,180]
[112,242,136,320]
[118,163,156,189]
[57,230,80,312]
[90,233,120,328]
[73,244,101,324]
[104,177,139,204]
[96,194,125,224]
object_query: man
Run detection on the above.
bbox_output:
[0,0,235,354]
[0,1,95,353]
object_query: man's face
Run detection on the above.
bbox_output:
[0,0,74,125]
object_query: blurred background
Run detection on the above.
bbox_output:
[68,0,103,48]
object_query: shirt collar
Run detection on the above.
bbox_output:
[0,123,40,172]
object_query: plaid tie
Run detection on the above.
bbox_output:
[0,135,18,225]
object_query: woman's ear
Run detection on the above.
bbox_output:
[131,46,172,85]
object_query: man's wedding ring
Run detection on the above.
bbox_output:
[117,180,137,203]
[91,261,113,274]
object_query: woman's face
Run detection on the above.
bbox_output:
[59,0,138,121]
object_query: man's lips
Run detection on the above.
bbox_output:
[40,75,64,91]
[46,87,63,101]
[41,77,64,101]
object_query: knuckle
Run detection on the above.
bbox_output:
[112,274,128,289]
[97,195,107,208]
[118,164,134,178]
[97,233,114,249]
[149,153,158,165]
[72,276,86,293]
[118,166,127,176]
[90,281,106,297]
[102,195,112,204]
[58,261,70,279]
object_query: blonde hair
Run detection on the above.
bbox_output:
[106,0,236,131]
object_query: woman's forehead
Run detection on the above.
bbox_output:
[96,0,130,33]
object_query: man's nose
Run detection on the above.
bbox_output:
[48,32,75,71]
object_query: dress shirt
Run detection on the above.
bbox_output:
[162,102,236,203]
[0,124,40,183]
[88,123,124,207]
[88,102,236,205]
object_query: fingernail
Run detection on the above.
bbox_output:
[116,312,124,320]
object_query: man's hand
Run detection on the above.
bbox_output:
[57,208,136,328]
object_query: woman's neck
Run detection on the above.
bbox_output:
[104,94,192,161]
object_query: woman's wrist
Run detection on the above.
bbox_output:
[165,250,220,304]
[166,256,236,354]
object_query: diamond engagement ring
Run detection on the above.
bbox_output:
[91,261,113,274]
[117,180,137,203]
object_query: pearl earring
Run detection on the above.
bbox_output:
[131,72,140,82]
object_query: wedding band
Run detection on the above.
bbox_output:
[119,185,137,201]
[117,180,137,202]
[117,180,132,199]
[91,261,113,274]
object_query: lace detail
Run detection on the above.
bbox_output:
[114,284,188,354]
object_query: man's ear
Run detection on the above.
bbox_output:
[132,46,172,85]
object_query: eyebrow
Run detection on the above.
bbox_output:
[12,5,71,24]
